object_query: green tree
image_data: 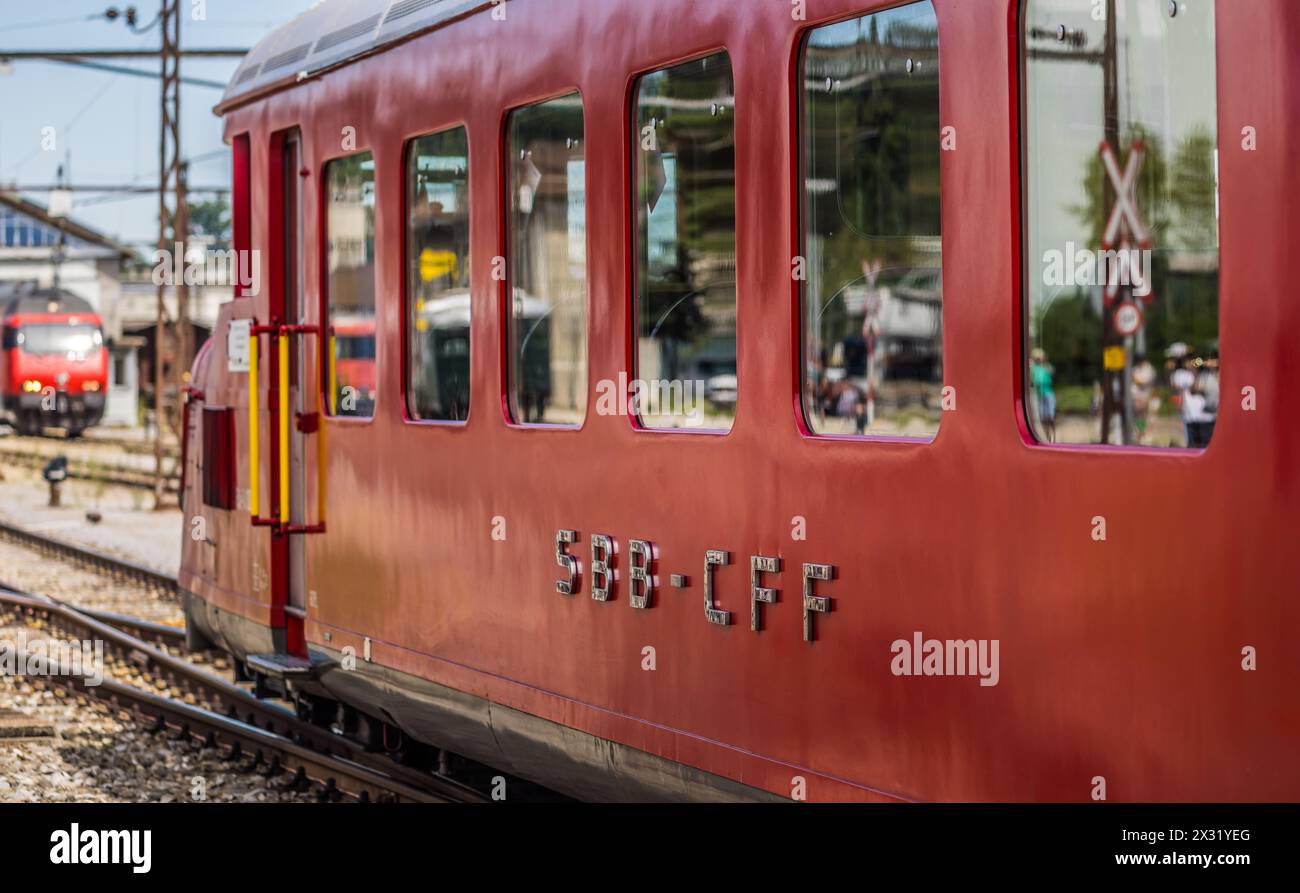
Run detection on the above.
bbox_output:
[188,196,231,250]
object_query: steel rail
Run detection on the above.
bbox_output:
[0,588,487,803]
[0,519,180,598]
[50,673,444,803]
[69,604,186,648]
[0,448,178,493]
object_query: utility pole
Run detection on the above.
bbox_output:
[1027,2,1133,446]
[51,164,67,293]
[176,156,191,449]
[1097,0,1132,446]
[154,0,182,510]
[2,9,247,505]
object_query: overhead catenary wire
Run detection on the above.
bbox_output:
[0,14,105,34]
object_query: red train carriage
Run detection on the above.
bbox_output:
[181,0,1300,801]
[1,286,108,437]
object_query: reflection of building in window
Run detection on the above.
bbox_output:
[634,52,738,430]
[566,159,586,271]
[407,128,471,422]
[800,1,943,439]
[645,156,677,270]
[325,152,377,418]
[508,94,588,425]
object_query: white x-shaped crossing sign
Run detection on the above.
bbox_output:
[1099,140,1152,250]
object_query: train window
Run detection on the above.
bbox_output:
[324,151,377,418]
[406,126,471,422]
[505,93,587,426]
[1023,0,1220,449]
[232,134,251,299]
[799,2,943,440]
[202,407,236,510]
[633,52,737,431]
[15,324,101,357]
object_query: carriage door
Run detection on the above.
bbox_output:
[251,128,326,666]
[246,131,326,675]
[282,131,309,631]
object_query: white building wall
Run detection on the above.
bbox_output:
[0,250,128,329]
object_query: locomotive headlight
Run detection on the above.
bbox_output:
[22,380,42,393]
[83,381,101,393]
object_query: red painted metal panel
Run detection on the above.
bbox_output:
[186,0,1300,801]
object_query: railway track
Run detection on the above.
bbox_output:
[0,519,569,803]
[0,428,179,452]
[0,446,178,494]
[26,433,179,459]
[0,586,485,803]
[0,519,180,600]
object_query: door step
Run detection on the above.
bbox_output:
[245,651,330,680]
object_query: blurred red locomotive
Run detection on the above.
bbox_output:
[0,286,108,437]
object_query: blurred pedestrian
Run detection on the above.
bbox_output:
[1030,348,1056,443]
[1170,353,1197,447]
[1132,356,1156,444]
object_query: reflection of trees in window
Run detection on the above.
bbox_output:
[1073,126,1219,255]
[1024,0,1219,448]
[801,2,943,439]
[1041,126,1220,390]
[1170,128,1219,253]
[635,52,737,427]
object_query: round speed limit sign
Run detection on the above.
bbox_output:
[1113,301,1144,337]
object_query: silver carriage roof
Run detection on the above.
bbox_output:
[221,0,496,110]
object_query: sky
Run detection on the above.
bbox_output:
[0,0,319,252]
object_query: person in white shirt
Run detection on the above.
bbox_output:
[1169,357,1198,447]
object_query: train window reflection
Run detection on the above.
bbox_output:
[1023,0,1220,449]
[800,2,943,440]
[633,52,737,431]
[325,151,377,419]
[406,127,470,422]
[506,94,587,426]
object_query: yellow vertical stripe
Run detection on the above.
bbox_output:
[328,334,337,415]
[248,335,259,519]
[278,333,290,525]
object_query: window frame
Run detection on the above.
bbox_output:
[400,121,474,428]
[319,147,380,426]
[499,87,592,431]
[626,47,740,438]
[791,4,946,446]
[1015,0,1222,455]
